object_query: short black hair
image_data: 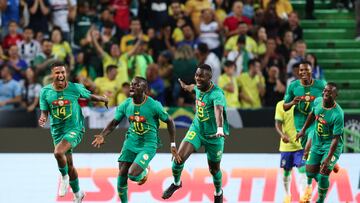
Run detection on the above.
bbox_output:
[122,82,130,88]
[23,26,33,32]
[50,61,67,70]
[0,63,15,75]
[198,63,212,73]
[224,60,235,68]
[197,43,209,54]
[106,65,117,73]
[299,60,312,68]
[248,59,260,68]
[327,82,338,93]
[134,76,149,89]
[41,38,52,45]
[292,62,301,69]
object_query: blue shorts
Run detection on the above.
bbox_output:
[280,150,305,170]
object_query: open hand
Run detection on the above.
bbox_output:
[296,130,305,142]
[38,116,47,128]
[92,135,105,148]
[170,146,182,164]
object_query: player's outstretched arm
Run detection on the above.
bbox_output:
[165,117,182,164]
[283,96,301,111]
[214,105,225,137]
[90,94,109,109]
[178,78,195,92]
[38,110,49,128]
[92,119,120,148]
[320,136,340,174]
[296,111,315,141]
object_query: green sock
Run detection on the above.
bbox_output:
[317,174,329,203]
[59,164,68,176]
[212,170,222,194]
[69,178,80,193]
[172,161,184,185]
[117,176,128,203]
[306,171,317,185]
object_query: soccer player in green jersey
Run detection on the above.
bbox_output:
[91,76,181,203]
[283,61,326,201]
[296,83,344,203]
[162,64,229,203]
[38,62,108,202]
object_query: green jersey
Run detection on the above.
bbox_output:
[39,82,91,136]
[311,97,344,153]
[284,79,326,131]
[114,96,169,152]
[193,83,229,136]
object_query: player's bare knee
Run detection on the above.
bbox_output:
[128,168,142,177]
[53,149,65,159]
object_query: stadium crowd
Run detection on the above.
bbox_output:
[0,0,327,111]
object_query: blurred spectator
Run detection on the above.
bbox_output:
[33,38,57,84]
[167,0,193,43]
[7,44,28,81]
[73,1,98,48]
[34,30,44,43]
[185,0,212,30]
[48,0,76,42]
[146,64,165,105]
[224,21,256,55]
[287,40,306,75]
[127,40,153,79]
[237,59,265,109]
[177,24,200,49]
[227,35,253,76]
[218,60,241,108]
[279,12,303,42]
[17,27,41,66]
[243,0,255,19]
[100,21,119,46]
[148,25,175,62]
[264,65,285,106]
[19,0,29,28]
[276,30,293,63]
[73,52,97,86]
[50,27,74,70]
[120,17,149,53]
[157,50,173,106]
[148,0,170,31]
[116,81,130,105]
[91,28,128,86]
[172,45,197,106]
[198,8,222,58]
[223,1,252,38]
[0,64,21,110]
[195,43,221,84]
[253,26,267,57]
[111,0,131,31]
[1,0,20,34]
[262,0,293,20]
[306,53,324,80]
[0,46,7,64]
[2,21,23,51]
[20,67,41,112]
[94,65,120,107]
[261,38,286,80]
[262,3,282,39]
[213,0,227,24]
[253,8,265,26]
[286,61,300,86]
[27,0,50,36]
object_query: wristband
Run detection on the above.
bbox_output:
[171,142,176,147]
[217,127,224,135]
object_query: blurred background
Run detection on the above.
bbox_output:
[0,0,359,202]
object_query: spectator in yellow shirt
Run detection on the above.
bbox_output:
[117,82,130,105]
[94,65,121,107]
[185,0,212,32]
[120,17,149,53]
[218,60,241,108]
[224,22,257,56]
[237,59,265,109]
[51,27,74,70]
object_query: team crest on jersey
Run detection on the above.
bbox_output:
[315,115,327,124]
[143,154,149,160]
[196,100,206,107]
[52,99,70,106]
[129,115,146,122]
[300,93,315,102]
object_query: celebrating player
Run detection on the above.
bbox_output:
[162,64,229,203]
[38,62,108,202]
[91,76,181,203]
[283,61,326,202]
[275,100,306,203]
[296,83,344,203]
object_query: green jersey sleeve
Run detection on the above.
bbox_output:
[212,89,226,107]
[155,101,169,122]
[39,88,49,111]
[284,82,295,103]
[114,101,127,121]
[75,83,91,99]
[332,110,344,136]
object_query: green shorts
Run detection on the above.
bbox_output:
[306,149,340,171]
[183,125,224,162]
[53,129,84,153]
[118,145,156,170]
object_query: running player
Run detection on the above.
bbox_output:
[275,100,306,203]
[296,83,344,203]
[38,62,108,202]
[91,76,181,203]
[162,64,229,203]
[283,61,326,201]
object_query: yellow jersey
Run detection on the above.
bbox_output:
[94,77,121,107]
[102,53,129,87]
[237,73,264,109]
[218,74,241,108]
